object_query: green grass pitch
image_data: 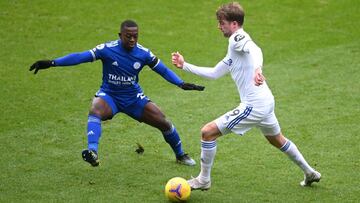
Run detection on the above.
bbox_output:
[1,0,359,202]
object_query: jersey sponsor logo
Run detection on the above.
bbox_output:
[112,61,118,66]
[234,34,245,42]
[133,62,141,69]
[96,43,105,50]
[108,74,137,85]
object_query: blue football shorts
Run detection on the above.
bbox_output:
[95,90,150,121]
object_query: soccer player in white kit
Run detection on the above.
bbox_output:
[171,2,321,190]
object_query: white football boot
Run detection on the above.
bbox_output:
[300,171,321,186]
[187,176,211,191]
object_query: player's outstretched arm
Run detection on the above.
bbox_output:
[172,51,229,80]
[29,51,93,74]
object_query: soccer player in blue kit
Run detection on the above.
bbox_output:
[29,20,204,167]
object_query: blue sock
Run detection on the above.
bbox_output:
[87,115,102,152]
[162,124,184,157]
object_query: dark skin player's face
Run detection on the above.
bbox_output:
[119,26,138,51]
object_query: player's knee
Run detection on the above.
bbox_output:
[151,116,171,132]
[89,108,111,121]
[89,110,103,120]
[89,99,112,121]
[201,122,220,141]
[201,126,214,141]
[159,120,172,132]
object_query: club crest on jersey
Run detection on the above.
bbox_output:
[133,62,141,69]
[234,34,245,42]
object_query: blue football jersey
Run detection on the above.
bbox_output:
[89,40,158,105]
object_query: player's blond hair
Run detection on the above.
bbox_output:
[216,2,245,26]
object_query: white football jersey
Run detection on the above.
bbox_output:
[223,28,274,107]
[182,28,275,107]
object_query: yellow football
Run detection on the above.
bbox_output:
[165,177,191,202]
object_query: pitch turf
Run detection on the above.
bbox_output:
[1,0,359,202]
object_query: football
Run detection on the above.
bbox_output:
[165,177,191,202]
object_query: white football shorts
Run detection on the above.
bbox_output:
[215,102,281,136]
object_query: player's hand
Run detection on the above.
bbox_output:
[180,82,205,91]
[254,67,266,86]
[171,52,184,69]
[29,60,55,74]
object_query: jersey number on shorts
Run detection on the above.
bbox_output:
[137,93,146,100]
[230,109,240,116]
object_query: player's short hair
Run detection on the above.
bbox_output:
[120,20,138,31]
[216,2,245,26]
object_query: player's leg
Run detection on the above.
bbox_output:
[82,94,114,167]
[265,133,321,186]
[200,122,223,183]
[260,112,321,186]
[190,104,254,190]
[87,96,113,151]
[265,133,316,173]
[140,102,195,166]
[188,121,221,190]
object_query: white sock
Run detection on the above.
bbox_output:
[280,139,315,175]
[199,140,217,182]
